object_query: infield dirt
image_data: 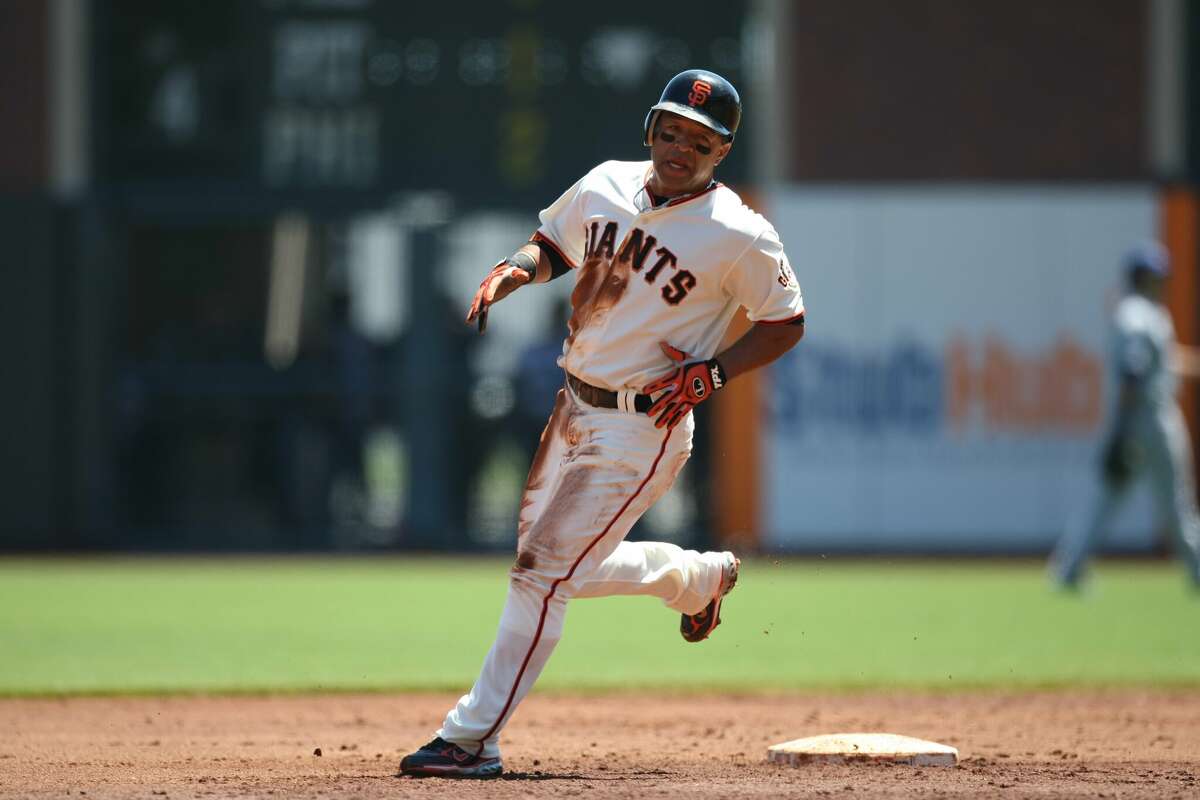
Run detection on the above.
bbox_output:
[1,690,1197,799]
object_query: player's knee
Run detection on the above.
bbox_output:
[508,554,555,594]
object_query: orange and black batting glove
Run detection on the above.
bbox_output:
[466,258,534,333]
[643,341,727,430]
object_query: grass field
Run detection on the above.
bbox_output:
[0,556,1197,695]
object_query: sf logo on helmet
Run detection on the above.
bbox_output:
[688,79,712,107]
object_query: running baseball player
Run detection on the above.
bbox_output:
[1050,242,1200,589]
[400,69,805,778]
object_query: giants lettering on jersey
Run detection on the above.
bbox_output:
[584,220,696,306]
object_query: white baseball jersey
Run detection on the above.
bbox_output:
[1112,293,1178,410]
[532,159,805,392]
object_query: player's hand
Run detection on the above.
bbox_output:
[1101,434,1139,487]
[643,341,727,429]
[466,260,533,333]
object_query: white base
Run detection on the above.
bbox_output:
[768,733,959,767]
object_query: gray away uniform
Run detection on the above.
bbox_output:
[1051,293,1200,586]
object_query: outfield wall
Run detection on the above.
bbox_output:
[761,186,1162,552]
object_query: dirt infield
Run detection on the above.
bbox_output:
[1,691,1197,799]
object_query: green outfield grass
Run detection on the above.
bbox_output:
[0,556,1196,695]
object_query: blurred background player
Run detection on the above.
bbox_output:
[1050,242,1200,590]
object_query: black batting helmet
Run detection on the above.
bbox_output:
[643,69,742,146]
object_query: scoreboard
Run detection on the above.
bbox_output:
[95,0,752,209]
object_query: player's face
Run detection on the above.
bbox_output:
[1132,268,1167,300]
[1143,273,1166,300]
[648,112,732,197]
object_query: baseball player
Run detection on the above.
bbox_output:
[1049,242,1200,589]
[400,69,805,778]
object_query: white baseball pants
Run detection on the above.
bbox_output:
[436,386,732,758]
[1052,402,1200,584]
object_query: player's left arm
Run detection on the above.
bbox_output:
[1171,343,1200,379]
[643,318,803,429]
[715,317,805,381]
[644,226,804,428]
[717,225,805,381]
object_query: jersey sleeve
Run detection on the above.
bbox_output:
[1112,300,1160,381]
[532,173,589,269]
[1116,329,1155,380]
[721,225,805,324]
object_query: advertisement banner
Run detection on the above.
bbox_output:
[764,186,1159,552]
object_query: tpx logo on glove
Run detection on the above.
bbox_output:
[643,341,727,430]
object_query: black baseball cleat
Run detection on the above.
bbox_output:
[398,737,502,779]
[681,553,739,643]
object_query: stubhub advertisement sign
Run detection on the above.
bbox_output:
[763,187,1159,552]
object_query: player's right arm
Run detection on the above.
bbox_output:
[1101,311,1152,483]
[466,170,591,332]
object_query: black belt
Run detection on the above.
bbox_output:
[567,373,652,413]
